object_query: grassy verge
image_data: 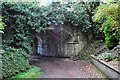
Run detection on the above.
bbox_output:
[7,67,43,80]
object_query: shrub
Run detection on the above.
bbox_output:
[103,17,119,49]
[1,46,30,78]
[92,3,120,49]
[98,52,115,61]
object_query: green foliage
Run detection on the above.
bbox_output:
[2,2,41,53]
[59,2,101,39]
[96,40,104,46]
[7,67,42,79]
[0,16,6,30]
[1,2,101,53]
[1,2,101,78]
[103,17,119,48]
[92,4,119,23]
[93,3,120,49]
[37,2,93,31]
[1,46,30,78]
[98,52,115,61]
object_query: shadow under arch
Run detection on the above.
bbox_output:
[33,27,74,57]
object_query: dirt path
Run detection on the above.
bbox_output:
[31,57,106,78]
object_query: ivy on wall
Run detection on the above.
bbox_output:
[1,2,101,78]
[2,2,101,50]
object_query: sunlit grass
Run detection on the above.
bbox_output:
[7,67,43,79]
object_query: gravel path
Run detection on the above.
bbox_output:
[31,57,106,78]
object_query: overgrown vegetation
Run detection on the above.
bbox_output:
[1,2,101,78]
[1,2,41,78]
[93,3,120,49]
[98,52,115,61]
[2,46,30,78]
[97,52,120,62]
[1,1,120,78]
[2,2,101,52]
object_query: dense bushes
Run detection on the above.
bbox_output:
[1,2,41,53]
[98,52,115,61]
[1,46,30,78]
[93,3,120,49]
[103,17,119,49]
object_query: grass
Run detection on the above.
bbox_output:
[7,67,43,80]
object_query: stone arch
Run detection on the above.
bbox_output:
[33,25,87,57]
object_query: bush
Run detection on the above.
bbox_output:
[1,46,30,78]
[98,52,115,61]
[92,3,120,49]
[103,17,119,49]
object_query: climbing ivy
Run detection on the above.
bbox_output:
[2,2,101,52]
[1,2,102,78]
[40,2,101,39]
[2,2,45,53]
